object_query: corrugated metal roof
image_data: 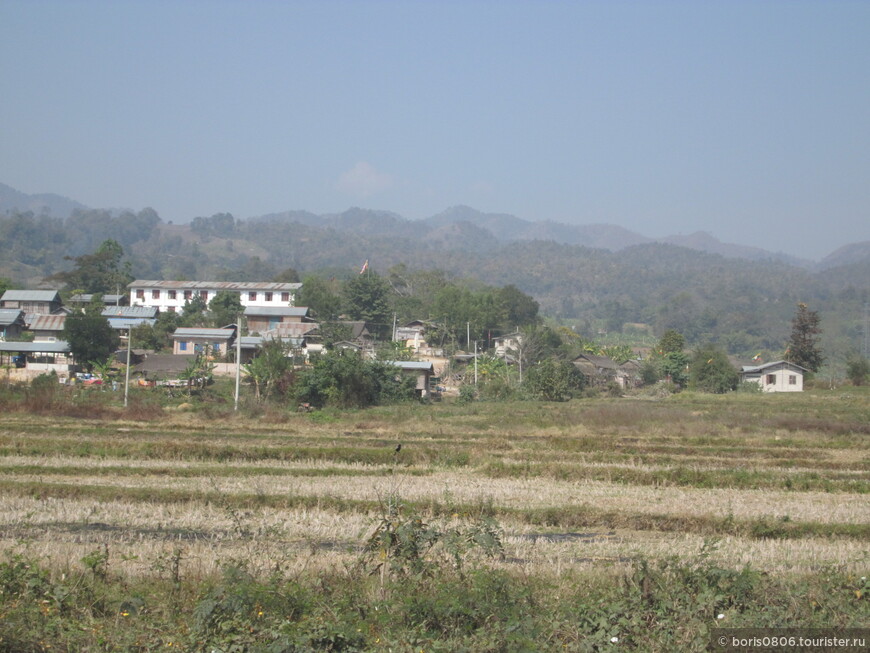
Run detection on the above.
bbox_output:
[572,354,619,370]
[385,361,434,371]
[740,360,808,373]
[106,317,157,330]
[259,323,318,337]
[72,294,126,304]
[101,306,158,318]
[244,306,309,317]
[1,290,61,302]
[29,314,67,331]
[0,341,70,353]
[240,336,304,349]
[0,309,24,326]
[129,280,301,291]
[172,327,235,339]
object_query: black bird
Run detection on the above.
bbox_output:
[394,444,402,454]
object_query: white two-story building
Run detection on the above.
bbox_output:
[128,280,302,313]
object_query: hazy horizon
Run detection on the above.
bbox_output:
[2,1,868,260]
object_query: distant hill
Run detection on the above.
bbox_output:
[819,241,870,270]
[1,180,865,265]
[0,182,87,218]
[659,231,812,267]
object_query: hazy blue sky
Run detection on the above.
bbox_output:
[2,1,868,259]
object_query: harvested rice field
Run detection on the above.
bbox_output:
[0,387,868,651]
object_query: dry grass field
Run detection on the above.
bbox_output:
[0,384,867,651]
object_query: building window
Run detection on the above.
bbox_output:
[168,290,177,300]
[167,306,176,313]
[184,290,192,300]
[136,289,144,299]
[766,374,776,385]
[788,375,797,385]
[265,292,273,302]
[200,291,208,301]
[249,291,257,301]
[152,290,160,299]
[214,343,221,353]
[281,292,290,302]
[179,342,187,351]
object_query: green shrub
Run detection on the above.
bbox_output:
[294,350,416,409]
[523,358,585,401]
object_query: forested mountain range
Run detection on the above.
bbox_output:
[1,184,868,369]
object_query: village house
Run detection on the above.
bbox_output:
[101,306,159,333]
[69,293,128,307]
[0,309,26,341]
[244,306,312,335]
[236,335,307,366]
[0,290,64,317]
[0,341,74,376]
[740,360,808,392]
[306,321,374,353]
[572,353,619,386]
[128,280,302,313]
[171,327,236,357]
[386,360,435,398]
[28,314,67,342]
[394,320,444,356]
[492,330,523,359]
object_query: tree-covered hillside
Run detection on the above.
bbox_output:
[1,208,867,372]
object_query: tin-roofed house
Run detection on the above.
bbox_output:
[0,340,74,377]
[0,309,25,341]
[70,293,128,307]
[29,314,67,342]
[740,360,807,392]
[385,360,435,399]
[101,306,158,333]
[0,290,63,316]
[244,305,312,335]
[572,353,620,387]
[171,327,236,358]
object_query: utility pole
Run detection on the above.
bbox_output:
[474,340,478,385]
[234,313,242,411]
[123,327,131,408]
[392,313,397,342]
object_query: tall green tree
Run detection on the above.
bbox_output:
[49,239,132,294]
[243,339,297,401]
[209,290,244,328]
[297,275,342,321]
[180,295,208,326]
[787,303,823,372]
[62,306,120,372]
[343,271,393,339]
[130,312,180,352]
[660,352,690,388]
[497,284,539,329]
[689,344,739,393]
[657,329,685,354]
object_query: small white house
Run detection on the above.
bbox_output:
[740,360,808,392]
